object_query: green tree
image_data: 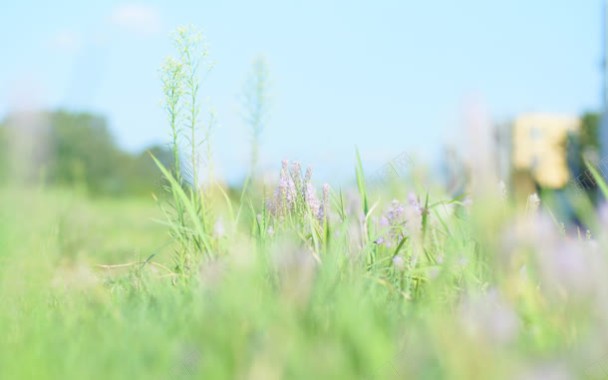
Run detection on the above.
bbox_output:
[0,110,173,197]
[568,112,600,175]
[0,122,7,182]
[579,112,600,154]
[48,110,120,193]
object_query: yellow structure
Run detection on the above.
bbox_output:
[512,113,580,189]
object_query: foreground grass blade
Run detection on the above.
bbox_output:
[355,148,369,217]
[151,154,213,256]
[587,159,608,201]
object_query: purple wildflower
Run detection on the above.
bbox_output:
[375,193,424,248]
[459,288,519,345]
[393,255,406,271]
[213,217,225,238]
[376,199,407,248]
[267,160,328,222]
[317,184,330,221]
[304,181,320,215]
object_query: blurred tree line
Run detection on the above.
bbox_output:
[565,111,601,210]
[567,112,600,177]
[0,110,172,197]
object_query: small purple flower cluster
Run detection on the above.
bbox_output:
[267,160,330,222]
[375,192,423,248]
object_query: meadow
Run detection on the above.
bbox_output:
[2,26,608,380]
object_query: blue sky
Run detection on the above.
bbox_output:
[0,1,602,184]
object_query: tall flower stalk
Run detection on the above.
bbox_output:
[156,26,215,279]
[242,57,270,180]
[174,26,214,189]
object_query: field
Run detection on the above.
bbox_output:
[0,168,606,379]
[1,24,606,380]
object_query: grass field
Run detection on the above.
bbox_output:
[0,173,606,379]
[1,25,606,380]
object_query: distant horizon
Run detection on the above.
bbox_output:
[1,1,603,184]
[0,105,602,189]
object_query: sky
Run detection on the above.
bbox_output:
[0,1,603,185]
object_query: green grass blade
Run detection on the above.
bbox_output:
[586,160,608,201]
[151,154,213,256]
[355,148,369,217]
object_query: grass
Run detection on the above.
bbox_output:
[2,26,608,380]
[1,169,606,379]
